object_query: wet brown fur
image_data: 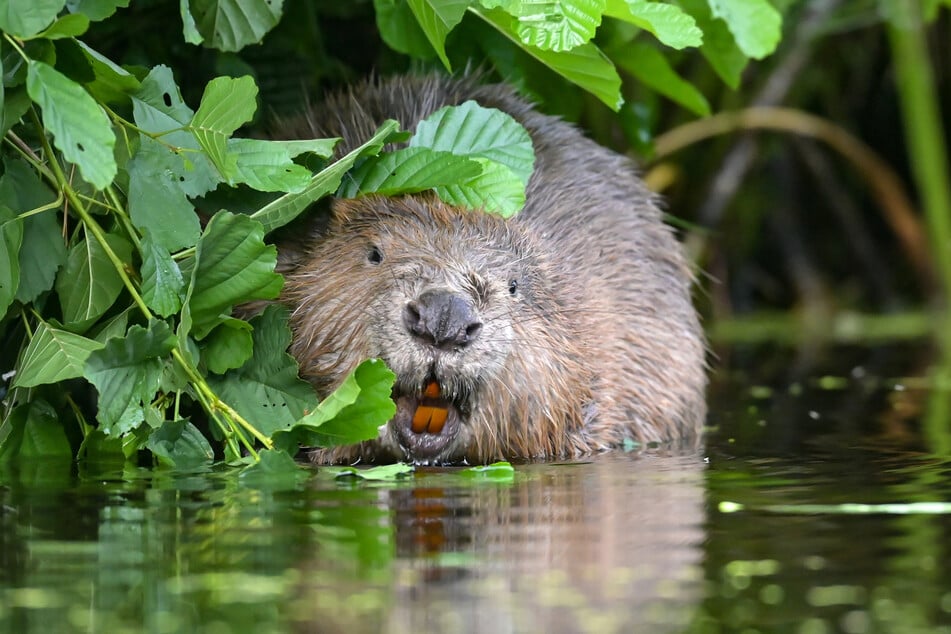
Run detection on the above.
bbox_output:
[272,75,707,464]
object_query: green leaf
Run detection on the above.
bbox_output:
[132,65,220,198]
[207,306,317,435]
[227,138,314,192]
[84,319,177,436]
[202,317,253,374]
[476,6,623,110]
[184,210,283,340]
[374,0,438,59]
[407,0,471,69]
[338,146,482,198]
[491,0,605,52]
[609,39,710,115]
[0,206,22,317]
[326,463,414,481]
[275,359,396,449]
[1,89,31,136]
[411,100,535,186]
[271,138,338,159]
[66,0,131,21]
[128,136,202,252]
[434,158,525,217]
[146,420,214,468]
[0,0,65,37]
[139,231,185,317]
[0,400,72,460]
[56,232,132,331]
[188,75,259,181]
[12,321,104,388]
[26,61,117,190]
[30,13,90,39]
[76,41,141,104]
[239,449,309,489]
[251,120,399,234]
[707,0,781,60]
[605,0,702,49]
[187,0,283,52]
[461,460,515,481]
[677,0,747,88]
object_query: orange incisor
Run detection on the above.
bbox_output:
[412,381,448,434]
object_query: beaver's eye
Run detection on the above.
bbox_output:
[508,279,519,295]
[367,246,383,265]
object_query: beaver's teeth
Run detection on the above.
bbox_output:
[423,380,441,399]
[427,407,448,433]
[412,405,434,433]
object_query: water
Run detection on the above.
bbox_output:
[3,343,951,633]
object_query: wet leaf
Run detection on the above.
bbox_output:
[207,306,316,435]
[12,321,104,388]
[26,60,117,189]
[410,100,535,187]
[239,449,310,488]
[188,75,258,181]
[139,231,185,317]
[325,463,414,481]
[183,210,283,340]
[84,319,177,436]
[56,233,132,331]
[187,0,283,52]
[0,400,72,460]
[460,461,515,481]
[147,420,214,468]
[0,0,64,37]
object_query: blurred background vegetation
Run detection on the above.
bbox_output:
[77,0,951,345]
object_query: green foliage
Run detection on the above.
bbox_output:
[0,0,786,471]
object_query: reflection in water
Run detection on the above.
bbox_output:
[0,452,706,634]
[299,453,707,633]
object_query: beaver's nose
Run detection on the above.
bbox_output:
[404,290,483,350]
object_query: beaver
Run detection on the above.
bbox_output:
[273,74,707,465]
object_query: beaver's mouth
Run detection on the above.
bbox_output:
[390,377,467,464]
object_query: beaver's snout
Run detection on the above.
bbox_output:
[403,289,482,350]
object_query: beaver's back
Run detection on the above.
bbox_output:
[281,74,706,453]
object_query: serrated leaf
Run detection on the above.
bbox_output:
[26,61,117,190]
[188,0,283,52]
[128,135,202,252]
[139,231,185,317]
[84,319,177,436]
[609,39,710,115]
[184,210,282,339]
[0,0,65,37]
[207,305,317,435]
[410,100,535,186]
[708,0,781,60]
[66,0,131,21]
[146,420,214,468]
[497,0,604,52]
[435,158,525,217]
[251,120,399,234]
[274,359,396,450]
[374,0,439,59]
[227,138,313,192]
[132,65,220,198]
[202,317,253,374]
[407,0,471,69]
[476,6,623,110]
[56,232,132,331]
[13,321,104,388]
[677,0,747,88]
[339,146,482,198]
[273,138,338,159]
[0,205,23,317]
[188,75,259,180]
[605,0,702,49]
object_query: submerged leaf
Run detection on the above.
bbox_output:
[0,400,72,461]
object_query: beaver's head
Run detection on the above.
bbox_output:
[280,194,590,465]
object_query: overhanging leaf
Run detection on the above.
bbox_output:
[496,0,605,52]
[609,39,710,116]
[0,205,23,317]
[434,157,525,217]
[13,321,104,388]
[406,0,471,69]
[187,0,284,52]
[227,138,314,192]
[338,146,482,198]
[56,232,132,331]
[0,0,65,37]
[66,0,131,21]
[604,0,702,50]
[708,0,781,60]
[26,60,117,190]
[139,231,185,317]
[188,75,259,180]
[677,0,747,88]
[146,420,214,468]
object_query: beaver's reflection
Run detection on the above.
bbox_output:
[300,451,705,634]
